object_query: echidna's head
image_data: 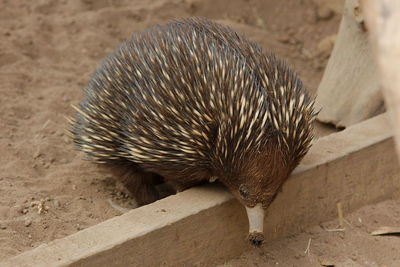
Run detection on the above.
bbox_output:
[211,55,317,247]
[216,141,299,247]
[219,142,293,208]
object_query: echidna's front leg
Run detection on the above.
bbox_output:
[105,162,161,206]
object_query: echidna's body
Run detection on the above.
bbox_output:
[71,18,316,246]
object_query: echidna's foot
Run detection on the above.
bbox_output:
[132,181,160,206]
[133,181,176,206]
[155,182,177,199]
[104,161,163,206]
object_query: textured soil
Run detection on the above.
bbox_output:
[222,198,400,267]
[2,0,397,265]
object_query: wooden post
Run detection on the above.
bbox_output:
[316,0,383,128]
[363,0,400,162]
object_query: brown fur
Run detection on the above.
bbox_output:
[103,161,163,205]
[219,141,294,208]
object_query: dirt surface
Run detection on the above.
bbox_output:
[222,197,400,267]
[0,0,343,261]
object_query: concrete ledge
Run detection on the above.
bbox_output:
[3,113,399,267]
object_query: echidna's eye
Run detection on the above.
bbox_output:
[238,184,249,199]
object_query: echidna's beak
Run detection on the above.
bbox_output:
[245,203,265,247]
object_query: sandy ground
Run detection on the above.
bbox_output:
[222,197,400,267]
[4,0,395,264]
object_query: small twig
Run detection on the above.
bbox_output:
[337,202,344,229]
[323,202,346,232]
[325,228,346,232]
[41,119,51,130]
[304,238,312,254]
[343,218,353,228]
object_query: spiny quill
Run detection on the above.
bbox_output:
[70,18,317,247]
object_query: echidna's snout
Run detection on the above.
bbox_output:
[245,203,265,247]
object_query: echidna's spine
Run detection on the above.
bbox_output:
[71,18,316,171]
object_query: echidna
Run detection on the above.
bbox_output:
[70,18,317,247]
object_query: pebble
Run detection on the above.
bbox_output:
[63,136,71,144]
[255,17,265,28]
[317,34,337,56]
[53,200,60,207]
[0,224,6,230]
[24,219,32,227]
[317,6,334,21]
